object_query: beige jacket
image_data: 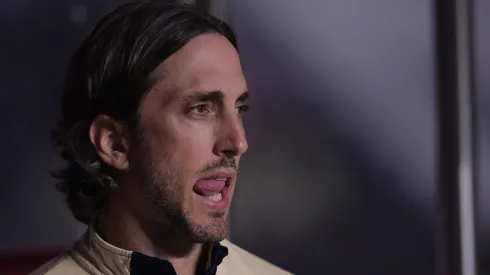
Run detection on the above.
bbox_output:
[31,227,291,275]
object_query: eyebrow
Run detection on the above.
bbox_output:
[184,90,223,102]
[237,91,249,103]
[182,90,249,103]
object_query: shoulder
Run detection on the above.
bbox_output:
[29,253,89,275]
[220,239,293,275]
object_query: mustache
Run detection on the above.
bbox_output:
[201,157,237,173]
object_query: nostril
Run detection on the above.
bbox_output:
[222,150,236,158]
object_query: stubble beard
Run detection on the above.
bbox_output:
[136,141,229,244]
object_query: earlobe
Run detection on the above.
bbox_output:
[89,115,130,170]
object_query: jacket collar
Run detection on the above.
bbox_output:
[70,226,228,275]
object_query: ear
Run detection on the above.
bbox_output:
[89,115,130,170]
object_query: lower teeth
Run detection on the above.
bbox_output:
[207,193,222,202]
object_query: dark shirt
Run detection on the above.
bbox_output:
[130,243,229,275]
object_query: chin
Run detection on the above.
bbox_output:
[188,212,229,243]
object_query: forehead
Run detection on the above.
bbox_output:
[152,33,246,97]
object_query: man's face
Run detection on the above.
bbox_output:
[130,33,248,243]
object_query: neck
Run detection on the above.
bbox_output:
[97,197,208,275]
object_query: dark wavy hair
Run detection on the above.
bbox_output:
[52,1,238,224]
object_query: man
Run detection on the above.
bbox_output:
[32,1,290,275]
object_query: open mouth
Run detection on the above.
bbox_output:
[207,190,224,202]
[193,177,231,208]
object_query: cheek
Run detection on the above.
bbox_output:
[177,134,211,170]
[142,114,216,175]
[148,133,213,186]
[175,120,215,155]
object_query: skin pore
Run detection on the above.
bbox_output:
[89,33,248,275]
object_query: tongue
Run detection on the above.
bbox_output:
[193,179,225,196]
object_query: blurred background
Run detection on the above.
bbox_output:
[0,0,488,274]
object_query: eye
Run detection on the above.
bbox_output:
[188,103,210,116]
[236,105,250,116]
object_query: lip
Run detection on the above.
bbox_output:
[195,185,230,210]
[198,169,236,186]
[194,169,236,210]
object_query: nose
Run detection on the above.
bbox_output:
[213,113,248,158]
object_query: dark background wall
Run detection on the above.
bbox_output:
[0,1,488,274]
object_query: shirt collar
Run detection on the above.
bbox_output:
[71,225,228,275]
[130,243,228,275]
